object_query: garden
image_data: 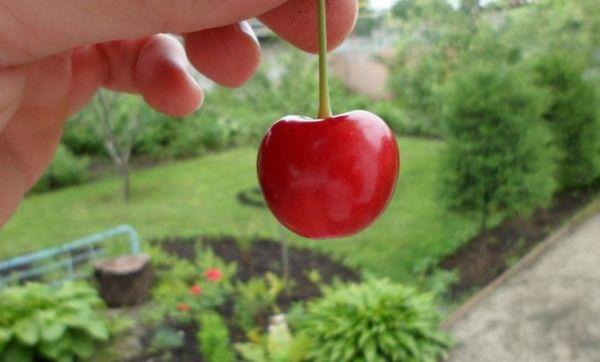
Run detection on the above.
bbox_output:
[0,0,599,361]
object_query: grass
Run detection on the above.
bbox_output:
[0,137,480,282]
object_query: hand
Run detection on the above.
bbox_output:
[0,0,358,227]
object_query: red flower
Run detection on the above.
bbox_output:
[190,284,202,296]
[205,268,223,282]
[177,303,191,312]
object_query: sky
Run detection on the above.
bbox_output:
[371,0,496,10]
[371,0,398,9]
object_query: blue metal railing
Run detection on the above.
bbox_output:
[0,225,141,288]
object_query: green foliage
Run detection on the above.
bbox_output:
[234,273,283,333]
[143,245,237,325]
[388,0,473,133]
[235,317,311,362]
[0,282,110,362]
[297,278,451,362]
[198,312,235,362]
[370,101,412,135]
[532,53,600,189]
[441,65,556,229]
[32,145,90,193]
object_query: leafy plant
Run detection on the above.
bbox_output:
[0,282,110,362]
[144,246,237,325]
[234,273,283,333]
[198,312,235,362]
[532,53,600,190]
[236,315,311,362]
[297,278,451,362]
[441,65,556,230]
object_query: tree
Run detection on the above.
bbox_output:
[442,66,555,230]
[90,91,145,202]
[533,54,600,190]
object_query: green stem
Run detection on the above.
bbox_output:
[317,0,333,119]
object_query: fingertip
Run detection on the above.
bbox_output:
[259,0,358,53]
[135,35,204,116]
[184,22,261,88]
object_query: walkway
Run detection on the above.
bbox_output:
[448,212,600,362]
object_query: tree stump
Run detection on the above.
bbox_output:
[94,254,154,307]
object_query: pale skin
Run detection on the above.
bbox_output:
[0,0,358,227]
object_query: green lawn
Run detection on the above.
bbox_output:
[0,137,480,282]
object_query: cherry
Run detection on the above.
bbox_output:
[258,111,399,238]
[257,0,400,239]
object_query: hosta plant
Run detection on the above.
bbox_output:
[0,282,110,362]
[235,315,311,362]
[298,278,451,362]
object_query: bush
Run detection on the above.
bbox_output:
[441,65,555,229]
[198,312,235,362]
[297,278,451,362]
[32,144,90,192]
[62,115,106,157]
[0,282,110,361]
[533,54,600,190]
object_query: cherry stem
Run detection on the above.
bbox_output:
[317,0,333,119]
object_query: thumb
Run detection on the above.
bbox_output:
[0,0,287,66]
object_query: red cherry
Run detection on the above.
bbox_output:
[258,110,400,239]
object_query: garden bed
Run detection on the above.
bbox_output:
[440,188,598,299]
[133,236,360,361]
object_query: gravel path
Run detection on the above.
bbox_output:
[448,213,600,362]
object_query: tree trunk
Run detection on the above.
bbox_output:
[121,164,130,203]
[94,254,153,307]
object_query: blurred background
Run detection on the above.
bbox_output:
[0,0,598,361]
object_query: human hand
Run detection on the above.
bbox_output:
[0,0,358,226]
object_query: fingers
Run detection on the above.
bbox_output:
[0,138,27,228]
[0,67,27,132]
[1,53,71,191]
[259,0,358,53]
[184,22,261,88]
[0,0,287,66]
[135,35,203,116]
[68,35,203,116]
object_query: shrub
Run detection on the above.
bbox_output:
[198,312,235,362]
[62,114,106,157]
[533,54,600,190]
[441,65,555,230]
[296,278,451,362]
[33,144,90,192]
[0,282,110,362]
